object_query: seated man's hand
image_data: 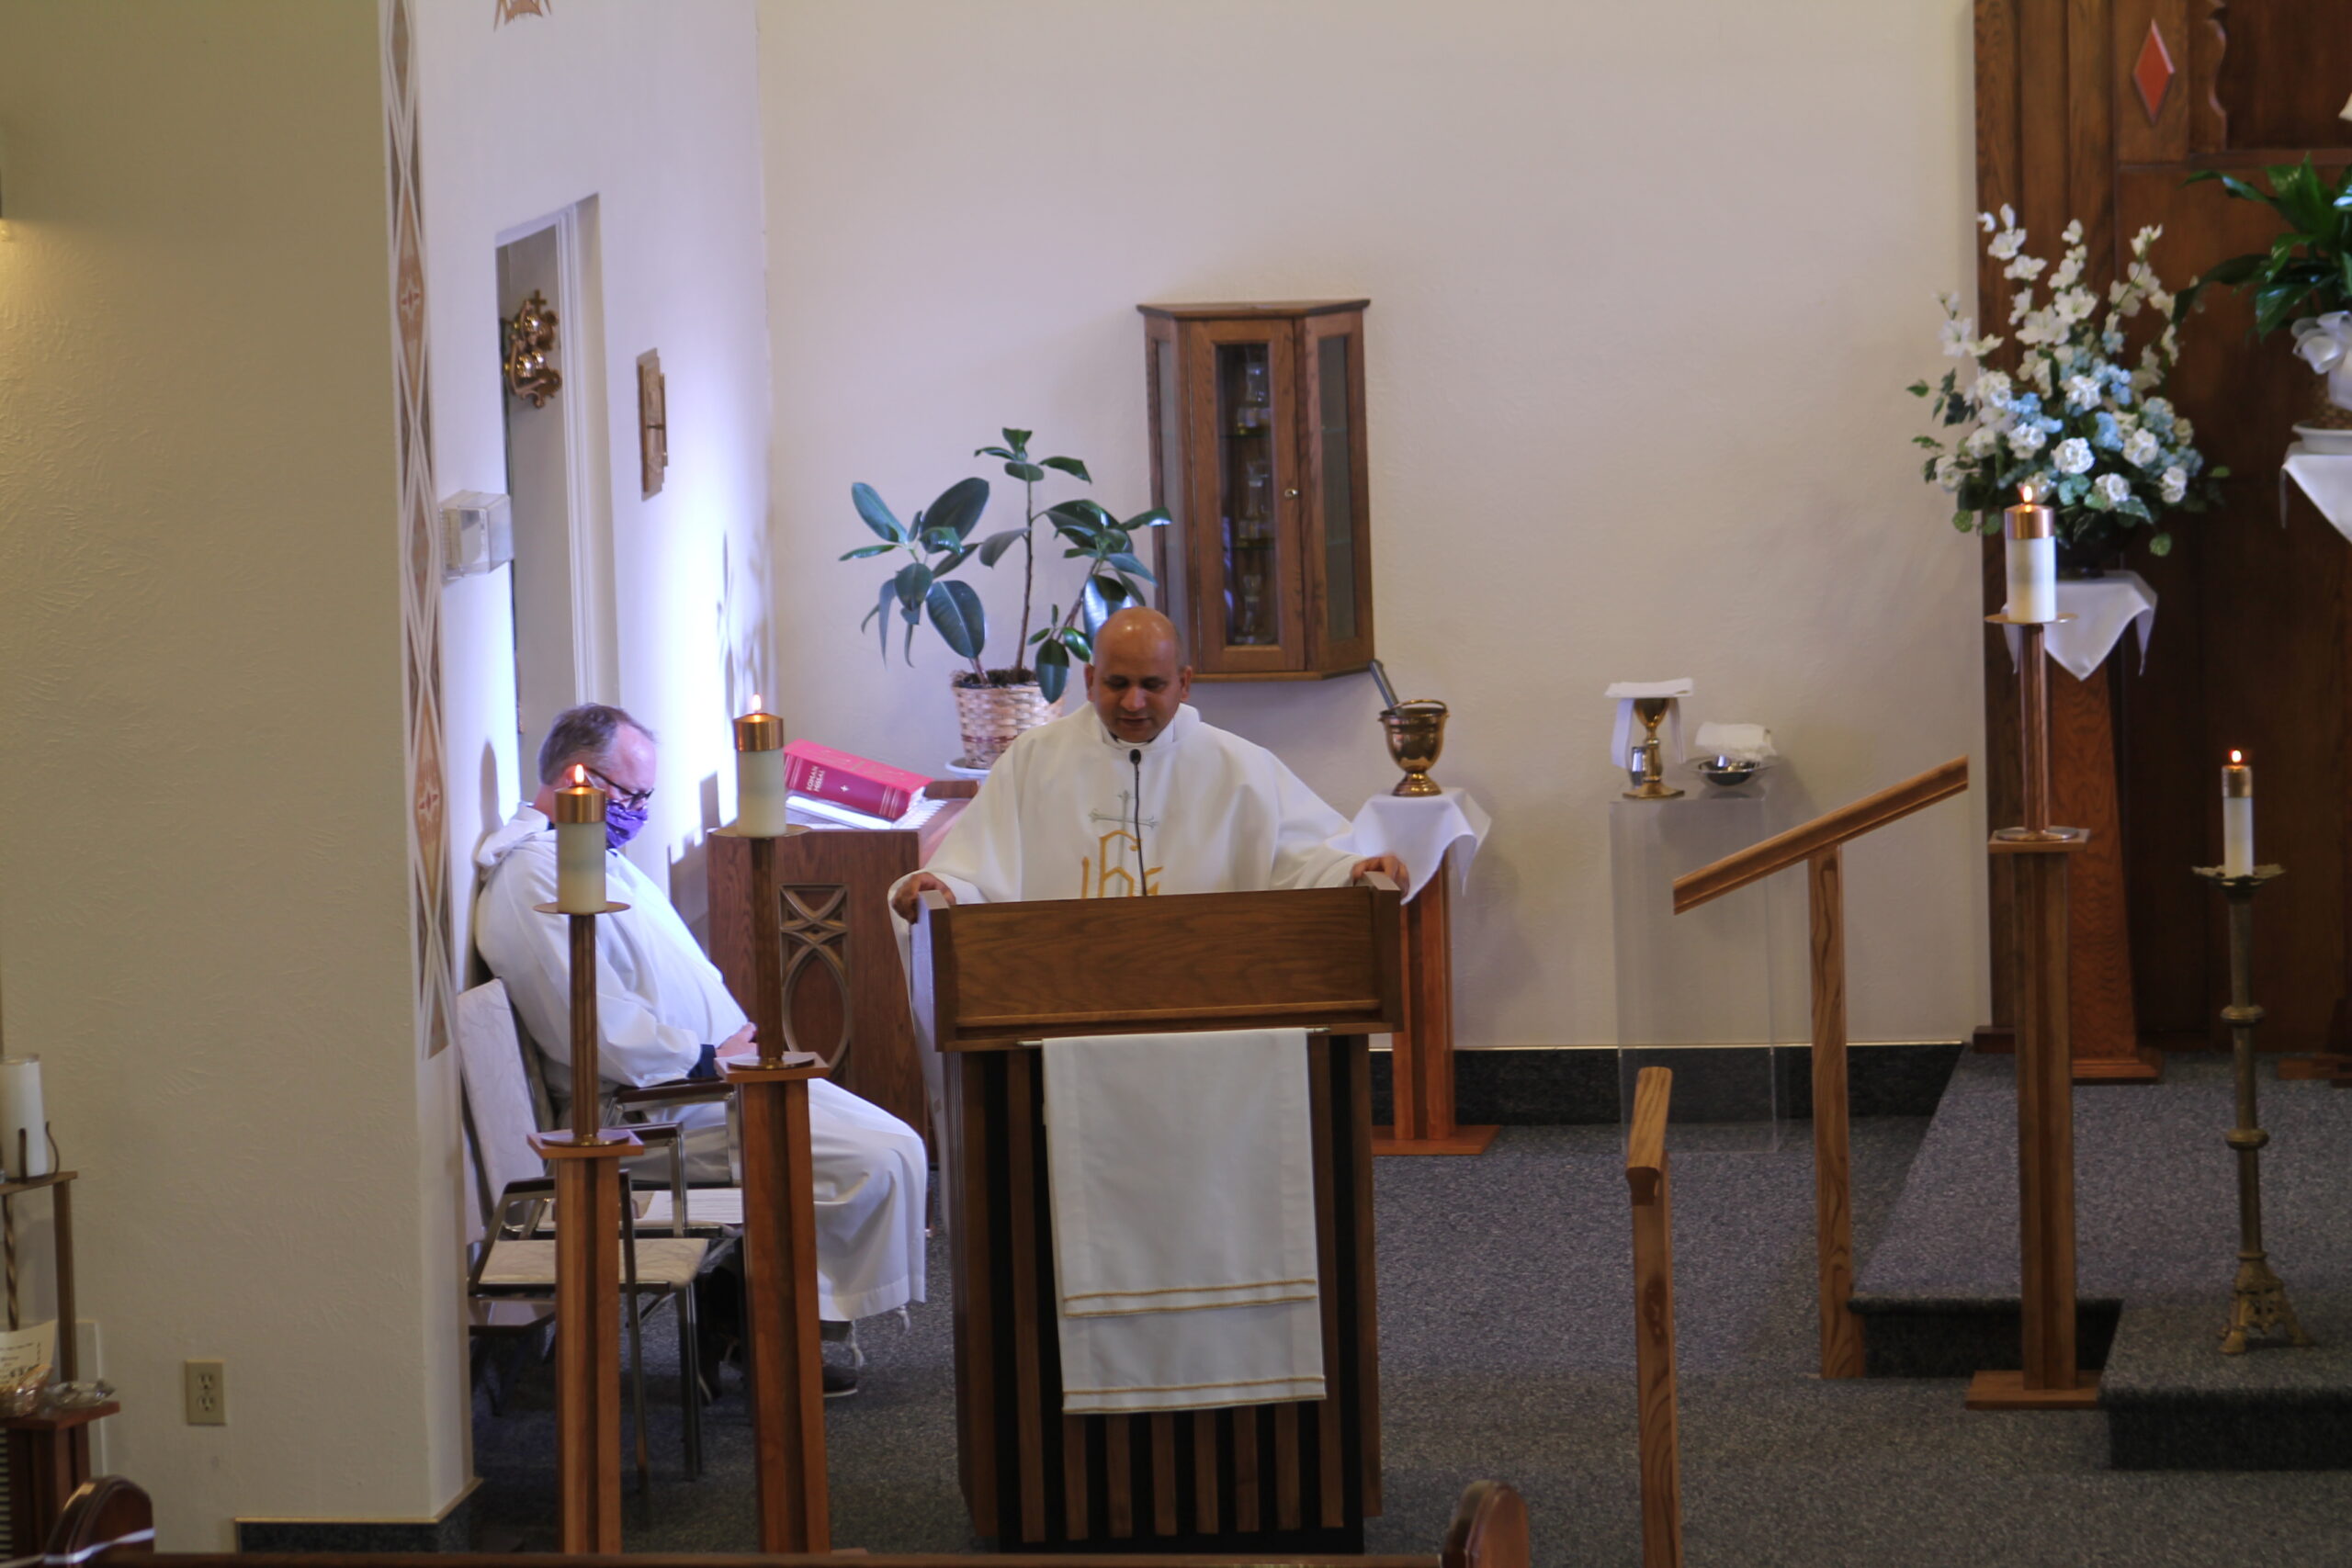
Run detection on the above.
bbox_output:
[892,872,956,923]
[1349,853,1408,888]
[716,1021,758,1064]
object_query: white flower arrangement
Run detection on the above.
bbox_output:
[1910,209,2228,558]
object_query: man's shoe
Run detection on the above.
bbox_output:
[822,1363,859,1400]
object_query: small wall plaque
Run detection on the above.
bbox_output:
[638,349,668,498]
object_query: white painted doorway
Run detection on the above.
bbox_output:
[496,197,617,779]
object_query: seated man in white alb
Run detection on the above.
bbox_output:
[478,705,928,1355]
[893,607,1400,917]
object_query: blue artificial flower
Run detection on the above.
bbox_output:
[2093,412,2122,449]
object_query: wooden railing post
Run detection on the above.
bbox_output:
[1671,757,1969,1382]
[1625,1066,1682,1568]
[1807,848,1862,1379]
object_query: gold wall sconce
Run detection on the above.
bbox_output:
[637,349,668,498]
[503,289,561,408]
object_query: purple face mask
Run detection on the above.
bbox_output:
[605,799,649,852]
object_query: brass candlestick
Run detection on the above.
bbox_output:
[1622,695,1683,800]
[1380,699,1449,797]
[2191,863,2312,1356]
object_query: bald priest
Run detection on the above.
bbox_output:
[891,608,1400,916]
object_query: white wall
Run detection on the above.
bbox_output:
[0,4,447,1542]
[759,0,1989,1045]
[416,0,774,955]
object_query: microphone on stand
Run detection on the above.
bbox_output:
[1129,748,1149,896]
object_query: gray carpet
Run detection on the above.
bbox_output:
[469,1113,2352,1565]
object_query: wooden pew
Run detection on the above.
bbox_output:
[45,1474,1531,1568]
[1624,1066,1681,1568]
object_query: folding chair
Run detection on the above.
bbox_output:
[456,979,715,1483]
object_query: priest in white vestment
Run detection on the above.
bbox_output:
[890,609,1401,1134]
[479,705,926,1326]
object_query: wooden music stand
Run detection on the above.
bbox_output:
[912,880,1403,1552]
[1673,757,1971,1380]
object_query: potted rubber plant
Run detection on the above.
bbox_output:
[843,432,1167,767]
[2184,156,2352,437]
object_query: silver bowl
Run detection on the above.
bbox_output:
[50,1380,114,1409]
[1693,755,1766,788]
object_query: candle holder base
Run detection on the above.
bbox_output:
[2189,865,2285,890]
[712,822,811,839]
[1989,826,2090,850]
[533,901,631,916]
[1984,613,2081,626]
[2221,1253,2313,1355]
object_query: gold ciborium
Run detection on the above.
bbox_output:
[1380,699,1449,797]
[1623,695,1684,800]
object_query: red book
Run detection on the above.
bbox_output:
[782,740,931,822]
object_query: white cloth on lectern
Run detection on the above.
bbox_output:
[1997,570,2157,682]
[2284,446,2352,542]
[476,805,927,1321]
[1043,1029,1324,1414]
[1330,789,1489,903]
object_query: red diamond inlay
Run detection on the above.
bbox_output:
[2133,20,2175,124]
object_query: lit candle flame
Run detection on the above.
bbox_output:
[571,763,588,786]
[751,693,762,712]
[2019,482,2038,506]
[2229,750,2245,765]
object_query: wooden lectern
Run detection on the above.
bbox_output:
[913,882,1402,1553]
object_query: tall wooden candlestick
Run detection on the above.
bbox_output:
[532,840,634,1551]
[1972,614,2097,1411]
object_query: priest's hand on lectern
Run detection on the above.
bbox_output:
[892,871,956,923]
[1350,853,1406,887]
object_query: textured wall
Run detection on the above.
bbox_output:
[758,0,1990,1046]
[416,0,774,953]
[0,2,446,1542]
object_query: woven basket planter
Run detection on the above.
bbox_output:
[952,675,1057,768]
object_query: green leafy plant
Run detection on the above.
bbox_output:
[842,476,992,679]
[969,429,1169,703]
[2183,157,2352,337]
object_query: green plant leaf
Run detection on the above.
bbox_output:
[1034,638,1069,703]
[926,579,986,660]
[978,527,1028,567]
[926,476,990,541]
[1907,380,1931,397]
[852,483,907,542]
[1058,626,1092,660]
[922,526,962,552]
[2150,531,2173,556]
[935,545,977,577]
[1004,461,1046,482]
[894,560,934,612]
[1002,428,1032,455]
[866,579,897,660]
[1040,456,1091,481]
[839,543,896,559]
[1108,552,1155,581]
[975,446,1015,459]
[1122,507,1171,529]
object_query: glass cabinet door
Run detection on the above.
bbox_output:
[1188,322,1299,671]
[1143,318,1188,627]
[1304,310,1373,670]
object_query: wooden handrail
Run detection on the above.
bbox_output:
[1624,1065,1670,1204]
[1672,757,1969,913]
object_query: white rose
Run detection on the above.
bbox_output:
[2123,427,2161,467]
[2175,416,2194,445]
[2095,473,2132,506]
[1966,426,2002,458]
[2053,437,2095,475]
[2007,424,2049,458]
[2064,375,2101,412]
[2161,467,2188,505]
[1934,456,1964,491]
[2142,397,2174,424]
[1973,371,2015,409]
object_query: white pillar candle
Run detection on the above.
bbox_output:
[0,1058,50,1180]
[2005,483,2057,623]
[732,698,791,838]
[2222,750,2255,876]
[553,766,608,913]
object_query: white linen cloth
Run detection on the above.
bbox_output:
[1692,722,1777,764]
[476,805,928,1320]
[2000,570,2157,682]
[1330,788,1489,903]
[1042,1029,1324,1415]
[2284,446,2352,542]
[1604,679,1693,769]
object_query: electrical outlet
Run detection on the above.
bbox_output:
[184,1359,226,1426]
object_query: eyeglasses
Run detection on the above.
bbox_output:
[587,770,655,812]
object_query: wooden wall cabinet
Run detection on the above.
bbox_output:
[1139,299,1374,679]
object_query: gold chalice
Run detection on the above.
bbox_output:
[1623,695,1684,800]
[1380,700,1449,797]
